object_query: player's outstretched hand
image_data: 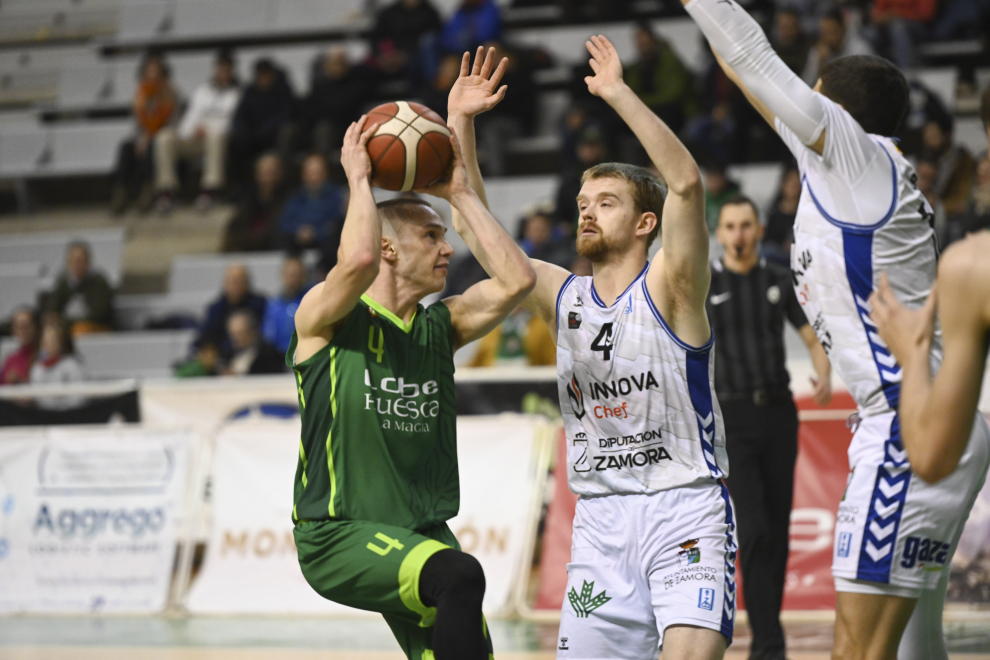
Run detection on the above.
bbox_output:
[584,35,625,101]
[416,132,470,201]
[340,115,379,182]
[448,46,508,119]
[869,272,938,366]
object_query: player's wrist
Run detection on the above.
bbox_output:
[600,81,630,104]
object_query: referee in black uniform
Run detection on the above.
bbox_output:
[707,196,832,660]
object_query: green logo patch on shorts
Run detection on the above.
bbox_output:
[568,580,611,618]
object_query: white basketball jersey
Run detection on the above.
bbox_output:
[556,264,728,496]
[779,96,942,419]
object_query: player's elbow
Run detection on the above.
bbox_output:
[339,248,380,280]
[513,263,538,298]
[666,168,703,198]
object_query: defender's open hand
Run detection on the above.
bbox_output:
[447,46,509,119]
[584,35,625,100]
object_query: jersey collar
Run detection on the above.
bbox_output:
[590,262,649,308]
[361,294,417,333]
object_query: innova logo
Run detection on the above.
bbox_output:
[566,375,585,419]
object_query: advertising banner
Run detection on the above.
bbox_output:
[0,426,191,613]
[185,413,550,615]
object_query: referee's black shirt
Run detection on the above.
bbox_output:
[706,257,809,398]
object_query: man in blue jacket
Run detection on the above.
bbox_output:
[278,153,344,249]
[262,254,310,353]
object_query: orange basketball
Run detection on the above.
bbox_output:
[365,101,453,192]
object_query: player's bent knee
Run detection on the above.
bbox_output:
[421,549,486,608]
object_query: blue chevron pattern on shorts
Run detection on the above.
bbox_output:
[718,481,737,642]
[856,416,912,582]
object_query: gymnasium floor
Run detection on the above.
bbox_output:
[1,616,990,659]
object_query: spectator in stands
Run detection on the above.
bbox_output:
[154,49,241,213]
[30,317,85,410]
[174,339,220,378]
[898,81,951,157]
[228,59,297,190]
[198,264,267,352]
[554,125,608,229]
[983,83,990,147]
[262,255,309,354]
[468,306,555,367]
[222,153,287,252]
[222,309,285,375]
[42,241,116,336]
[922,111,976,215]
[1,307,39,385]
[372,0,443,82]
[518,206,574,268]
[475,41,538,176]
[802,9,874,86]
[684,100,738,166]
[868,0,937,68]
[916,158,950,244]
[958,153,990,237]
[306,47,373,161]
[763,167,801,265]
[624,21,698,135]
[702,159,742,233]
[110,51,177,215]
[278,154,345,250]
[772,8,812,74]
[440,0,502,56]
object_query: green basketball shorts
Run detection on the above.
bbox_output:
[294,518,493,660]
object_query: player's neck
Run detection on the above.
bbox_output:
[591,254,648,306]
[364,272,421,326]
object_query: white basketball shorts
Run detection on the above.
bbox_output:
[832,411,990,595]
[556,481,737,659]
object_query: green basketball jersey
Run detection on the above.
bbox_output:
[287,294,458,531]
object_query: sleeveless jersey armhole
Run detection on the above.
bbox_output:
[555,274,577,340]
[290,310,358,369]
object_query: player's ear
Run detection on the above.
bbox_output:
[381,237,398,264]
[636,212,658,238]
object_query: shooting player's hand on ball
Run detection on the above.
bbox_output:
[340,115,379,183]
[416,133,471,202]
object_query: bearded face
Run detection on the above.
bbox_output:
[575,177,645,264]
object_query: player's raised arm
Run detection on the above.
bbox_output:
[294,117,381,353]
[584,35,709,309]
[870,238,990,482]
[444,47,570,339]
[419,132,535,350]
[679,0,828,155]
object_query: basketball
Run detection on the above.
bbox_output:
[365,101,453,192]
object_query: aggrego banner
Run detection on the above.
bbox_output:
[184,413,550,615]
[0,426,191,613]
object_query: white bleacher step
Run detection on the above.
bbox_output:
[510,18,705,74]
[0,262,45,322]
[0,119,131,178]
[955,117,988,155]
[910,67,958,112]
[726,163,786,223]
[0,227,124,287]
[169,252,286,298]
[115,291,215,331]
[75,329,197,380]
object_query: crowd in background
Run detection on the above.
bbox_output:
[2,0,990,391]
